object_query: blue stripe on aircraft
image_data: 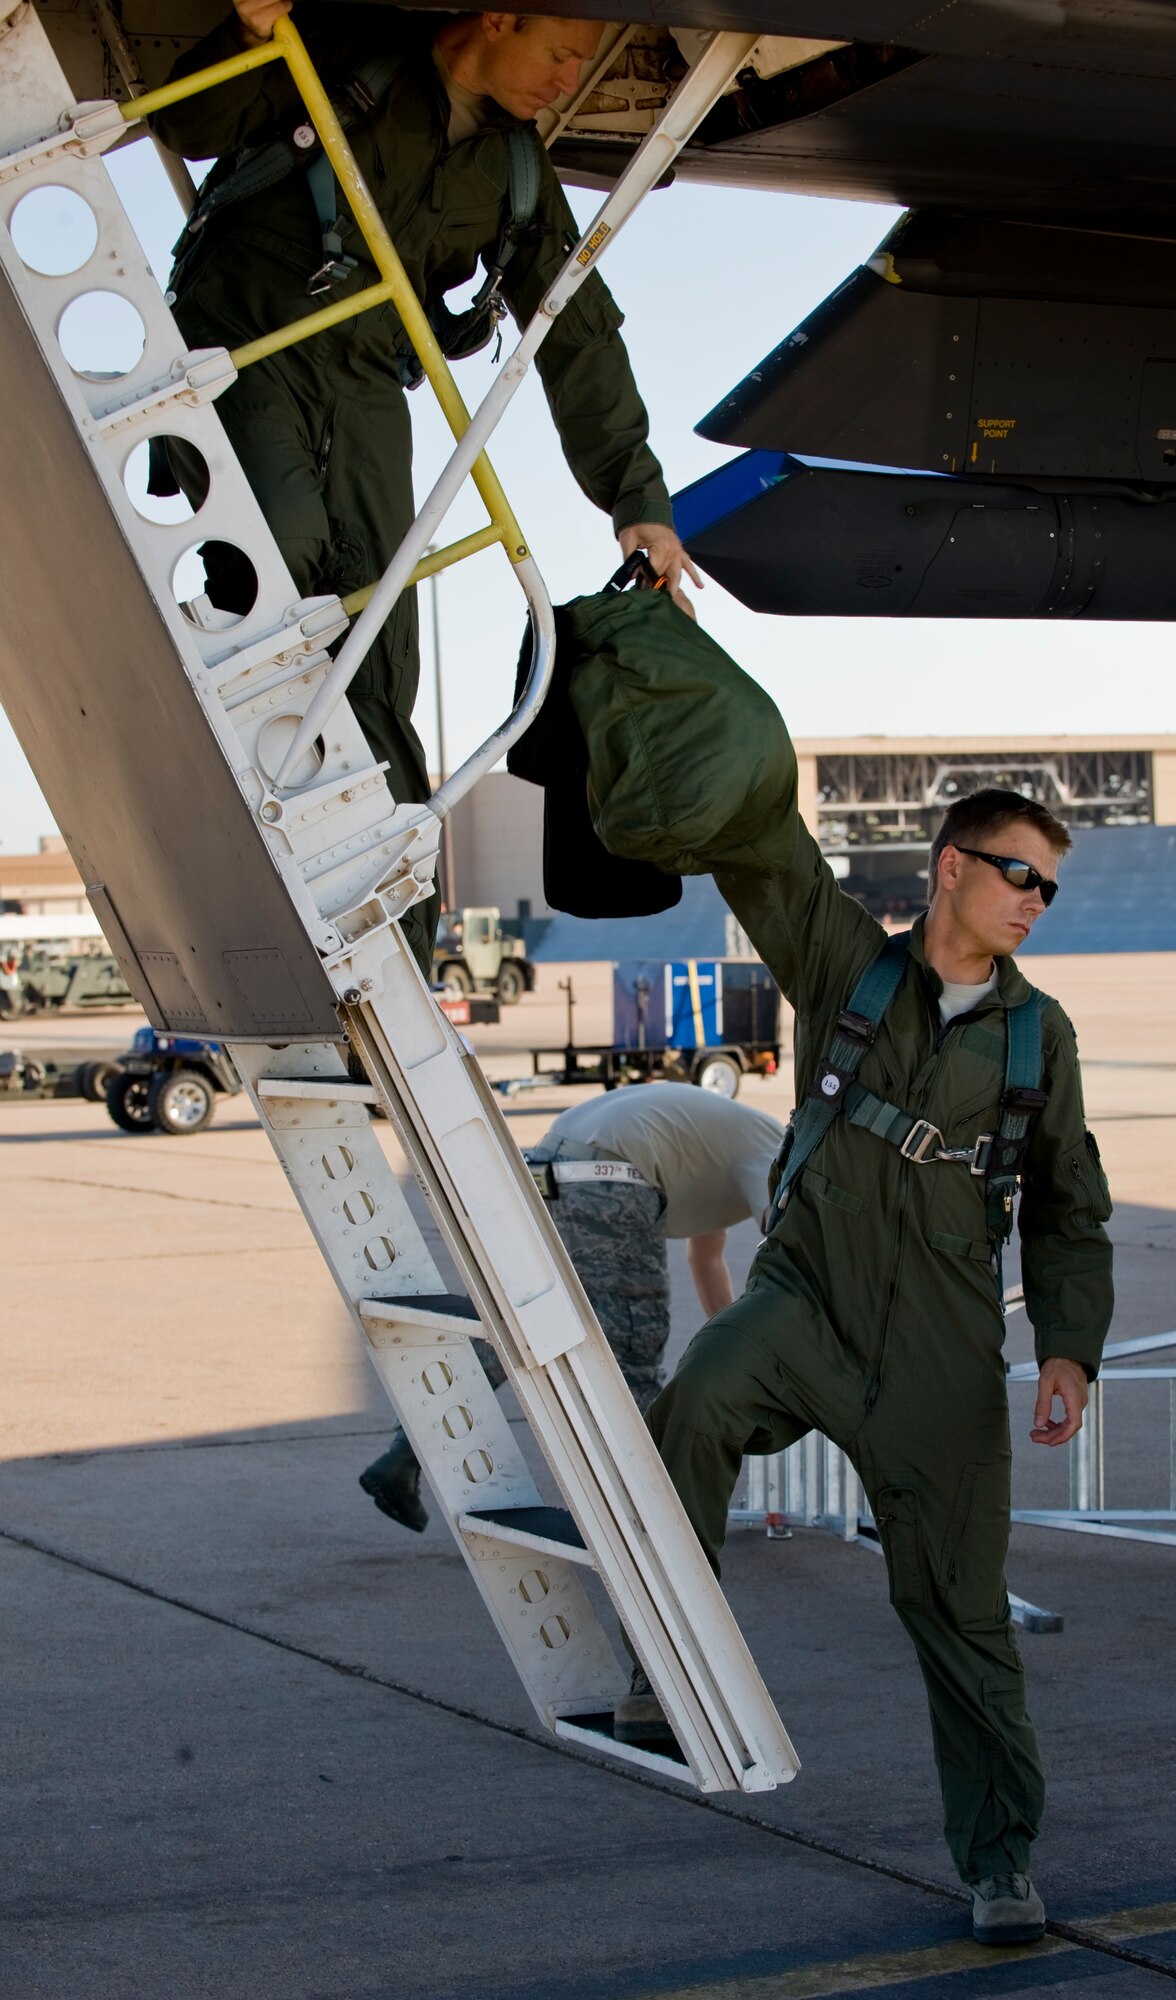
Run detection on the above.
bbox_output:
[672,450,953,540]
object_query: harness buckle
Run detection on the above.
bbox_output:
[899,1118,945,1164]
[835,1009,877,1045]
[343,77,377,113]
[307,247,358,296]
[969,1132,995,1176]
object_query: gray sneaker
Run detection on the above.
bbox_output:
[971,1873,1046,1945]
[613,1665,675,1746]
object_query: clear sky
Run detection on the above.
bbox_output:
[1,132,1172,854]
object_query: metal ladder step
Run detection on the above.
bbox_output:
[256,1076,378,1105]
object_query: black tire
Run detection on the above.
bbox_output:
[78,1058,118,1102]
[149,1067,216,1136]
[438,961,472,995]
[495,961,525,1005]
[105,1070,157,1133]
[694,1052,742,1099]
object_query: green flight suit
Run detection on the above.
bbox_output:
[151,5,673,971]
[589,677,1113,1883]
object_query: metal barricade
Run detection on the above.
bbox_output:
[731,1434,864,1543]
[1009,1330,1176,1547]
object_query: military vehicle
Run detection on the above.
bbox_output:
[18,949,136,1015]
[432,907,536,1006]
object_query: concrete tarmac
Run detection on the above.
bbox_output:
[2,957,1175,2000]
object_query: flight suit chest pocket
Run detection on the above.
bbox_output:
[803,1166,866,1216]
[874,1486,927,1612]
[1067,1130,1113,1224]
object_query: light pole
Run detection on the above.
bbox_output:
[428,556,457,917]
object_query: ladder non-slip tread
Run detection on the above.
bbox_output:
[463,1504,587,1551]
[367,1292,480,1320]
[554,1713,689,1769]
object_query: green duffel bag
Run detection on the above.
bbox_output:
[565,589,796,878]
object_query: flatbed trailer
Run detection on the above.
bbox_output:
[511,957,782,1098]
[525,1037,779,1096]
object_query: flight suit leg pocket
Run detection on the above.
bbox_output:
[875,1486,928,1612]
[941,1460,1010,1626]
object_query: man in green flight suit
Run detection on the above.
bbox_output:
[151,4,698,972]
[611,758,1113,1946]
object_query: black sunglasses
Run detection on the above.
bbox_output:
[954,847,1059,907]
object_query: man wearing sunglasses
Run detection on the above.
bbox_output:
[610,773,1112,1947]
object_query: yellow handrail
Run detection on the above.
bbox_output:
[127,38,286,117]
[342,524,502,615]
[124,15,527,565]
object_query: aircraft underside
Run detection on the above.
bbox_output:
[32,0,1176,618]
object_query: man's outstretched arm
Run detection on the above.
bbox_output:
[1019,1004,1114,1431]
[686,1231,733,1318]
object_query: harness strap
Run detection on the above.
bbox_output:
[764,938,1049,1272]
[305,149,357,292]
[985,988,1048,1252]
[764,933,909,1230]
[402,125,544,380]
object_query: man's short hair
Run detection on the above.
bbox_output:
[929,788,1072,881]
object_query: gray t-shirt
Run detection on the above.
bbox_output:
[538,1083,786,1239]
[432,49,492,142]
[938,966,998,1025]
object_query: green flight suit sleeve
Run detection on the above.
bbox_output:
[703,704,882,1023]
[715,820,883,1025]
[503,177,673,536]
[1018,1004,1114,1378]
[149,5,369,161]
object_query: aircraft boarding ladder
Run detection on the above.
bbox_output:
[0,0,799,1794]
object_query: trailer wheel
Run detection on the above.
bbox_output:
[78,1058,118,1102]
[695,1053,741,1099]
[495,961,525,1005]
[105,1071,157,1133]
[438,961,472,995]
[150,1067,216,1136]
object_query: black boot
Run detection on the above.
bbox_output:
[359,1429,429,1533]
